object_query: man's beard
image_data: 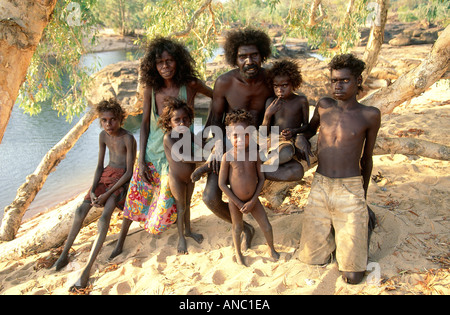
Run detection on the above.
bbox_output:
[241,65,260,79]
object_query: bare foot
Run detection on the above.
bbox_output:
[235,252,247,267]
[69,270,90,292]
[191,164,212,182]
[178,237,188,254]
[53,255,69,271]
[108,247,123,261]
[187,232,204,244]
[270,248,280,261]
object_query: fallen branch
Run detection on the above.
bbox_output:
[374,137,450,161]
[0,194,104,261]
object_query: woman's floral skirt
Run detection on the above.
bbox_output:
[123,159,177,234]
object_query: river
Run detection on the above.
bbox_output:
[0,49,209,222]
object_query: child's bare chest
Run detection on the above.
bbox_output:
[275,103,304,125]
[230,160,257,176]
[105,137,128,164]
[320,110,367,143]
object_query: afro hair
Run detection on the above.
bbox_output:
[267,59,303,90]
[223,28,272,67]
[140,36,198,91]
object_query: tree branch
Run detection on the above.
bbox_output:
[362,24,450,113]
[374,137,450,161]
[307,0,327,26]
[170,0,213,38]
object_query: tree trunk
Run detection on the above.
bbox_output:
[343,0,356,27]
[0,0,58,144]
[374,137,450,160]
[361,24,450,113]
[0,109,97,241]
[0,60,140,242]
[0,194,104,261]
[307,0,326,26]
[362,0,389,84]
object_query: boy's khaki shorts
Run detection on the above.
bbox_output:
[299,173,369,272]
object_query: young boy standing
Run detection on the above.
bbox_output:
[262,59,310,175]
[219,110,279,266]
[297,54,381,284]
[53,98,136,291]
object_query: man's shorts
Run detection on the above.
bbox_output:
[84,166,128,210]
[298,173,369,272]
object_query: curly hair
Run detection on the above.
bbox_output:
[328,54,366,91]
[267,59,303,90]
[158,96,194,132]
[224,109,255,127]
[96,98,126,126]
[223,28,272,67]
[140,36,198,91]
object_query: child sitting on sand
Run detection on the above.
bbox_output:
[261,59,310,176]
[218,109,279,266]
[160,97,204,254]
[53,98,136,291]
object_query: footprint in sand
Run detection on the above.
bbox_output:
[115,281,132,294]
[212,270,226,285]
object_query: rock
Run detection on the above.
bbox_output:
[417,30,439,44]
[389,35,411,46]
[86,60,142,116]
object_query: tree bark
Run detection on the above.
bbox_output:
[0,60,140,242]
[362,0,389,84]
[0,109,97,241]
[0,194,104,261]
[374,137,450,161]
[0,0,58,144]
[307,0,326,27]
[361,24,450,113]
[343,0,356,27]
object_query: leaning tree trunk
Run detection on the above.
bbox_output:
[362,0,389,84]
[0,109,97,241]
[0,61,140,242]
[0,0,58,144]
[361,24,450,113]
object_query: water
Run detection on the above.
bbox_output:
[0,49,209,222]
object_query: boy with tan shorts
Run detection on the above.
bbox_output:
[296,54,380,284]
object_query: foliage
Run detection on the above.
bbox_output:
[140,0,224,80]
[18,0,99,121]
[17,0,447,121]
[286,0,371,57]
[91,0,149,35]
[220,0,288,26]
[395,0,449,26]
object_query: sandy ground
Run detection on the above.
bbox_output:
[0,82,448,295]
